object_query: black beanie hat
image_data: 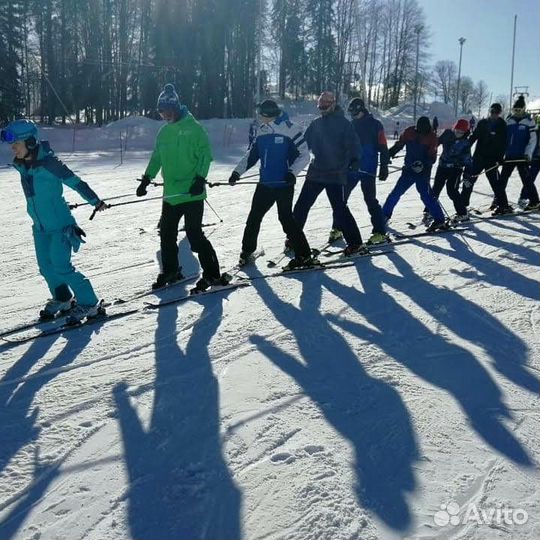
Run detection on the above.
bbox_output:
[416,116,431,134]
[256,100,281,118]
[490,103,502,114]
[513,95,526,110]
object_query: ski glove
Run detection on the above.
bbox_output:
[349,158,361,172]
[378,164,389,181]
[94,200,109,212]
[136,175,151,197]
[284,171,296,185]
[228,171,240,186]
[63,224,87,253]
[411,160,424,174]
[189,175,206,196]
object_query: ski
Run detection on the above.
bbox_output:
[111,273,199,305]
[323,248,394,265]
[388,226,468,240]
[2,308,138,345]
[0,312,74,339]
[143,281,250,308]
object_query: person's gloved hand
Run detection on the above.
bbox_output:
[136,175,151,197]
[378,164,389,181]
[411,160,424,174]
[189,175,206,195]
[284,171,296,185]
[94,200,109,212]
[349,158,360,172]
[228,171,240,186]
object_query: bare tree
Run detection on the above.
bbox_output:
[473,80,489,117]
[432,60,456,104]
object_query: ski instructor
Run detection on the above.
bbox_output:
[1,119,108,323]
[137,83,227,293]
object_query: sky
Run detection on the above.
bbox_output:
[417,0,540,107]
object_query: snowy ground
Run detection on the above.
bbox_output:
[0,120,539,540]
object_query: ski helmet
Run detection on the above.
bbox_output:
[256,99,281,118]
[453,119,470,132]
[489,103,502,115]
[1,119,39,149]
[416,116,431,135]
[347,98,367,116]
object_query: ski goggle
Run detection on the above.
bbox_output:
[0,129,17,143]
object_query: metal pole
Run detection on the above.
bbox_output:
[455,37,466,117]
[509,15,517,111]
[413,25,422,123]
[255,0,262,107]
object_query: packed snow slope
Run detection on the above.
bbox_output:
[0,116,538,540]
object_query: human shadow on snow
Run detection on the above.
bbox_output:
[113,298,242,540]
[248,267,420,532]
[319,252,534,467]
[0,328,93,538]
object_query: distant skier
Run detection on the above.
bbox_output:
[426,119,472,223]
[518,114,540,208]
[328,97,389,245]
[496,95,539,213]
[248,118,258,149]
[460,102,508,213]
[382,116,448,232]
[469,114,476,132]
[228,99,317,270]
[137,83,228,293]
[393,121,401,140]
[432,116,439,134]
[1,119,108,322]
[290,91,367,255]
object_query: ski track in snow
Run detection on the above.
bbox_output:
[0,125,539,540]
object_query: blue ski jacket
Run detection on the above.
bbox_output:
[350,113,390,175]
[13,141,100,233]
[505,114,537,159]
[234,111,309,186]
[437,129,472,169]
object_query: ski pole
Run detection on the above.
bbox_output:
[69,192,134,210]
[204,199,224,223]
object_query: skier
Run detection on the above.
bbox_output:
[290,91,367,255]
[460,102,508,212]
[432,116,439,134]
[469,114,477,132]
[1,119,108,322]
[393,121,400,140]
[328,97,389,245]
[426,119,472,223]
[496,95,539,212]
[228,99,316,270]
[518,114,540,208]
[137,83,227,293]
[382,116,448,232]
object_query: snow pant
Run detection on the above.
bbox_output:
[242,184,311,257]
[425,167,468,216]
[499,162,540,205]
[332,172,386,234]
[293,180,363,246]
[460,159,507,208]
[33,228,98,305]
[382,171,445,222]
[160,200,220,280]
[519,159,540,200]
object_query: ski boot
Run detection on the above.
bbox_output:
[283,238,294,254]
[491,205,514,216]
[426,220,450,233]
[518,198,529,209]
[282,255,321,271]
[39,298,75,321]
[489,198,498,211]
[190,273,232,295]
[366,232,389,245]
[238,251,255,267]
[343,244,370,257]
[421,211,433,226]
[523,202,540,212]
[450,212,470,225]
[328,228,344,243]
[152,269,185,290]
[65,300,105,325]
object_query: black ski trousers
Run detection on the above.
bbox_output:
[160,200,220,280]
[242,184,311,257]
[461,159,508,208]
[429,166,468,215]
[499,162,540,205]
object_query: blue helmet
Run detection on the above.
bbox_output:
[1,119,39,148]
